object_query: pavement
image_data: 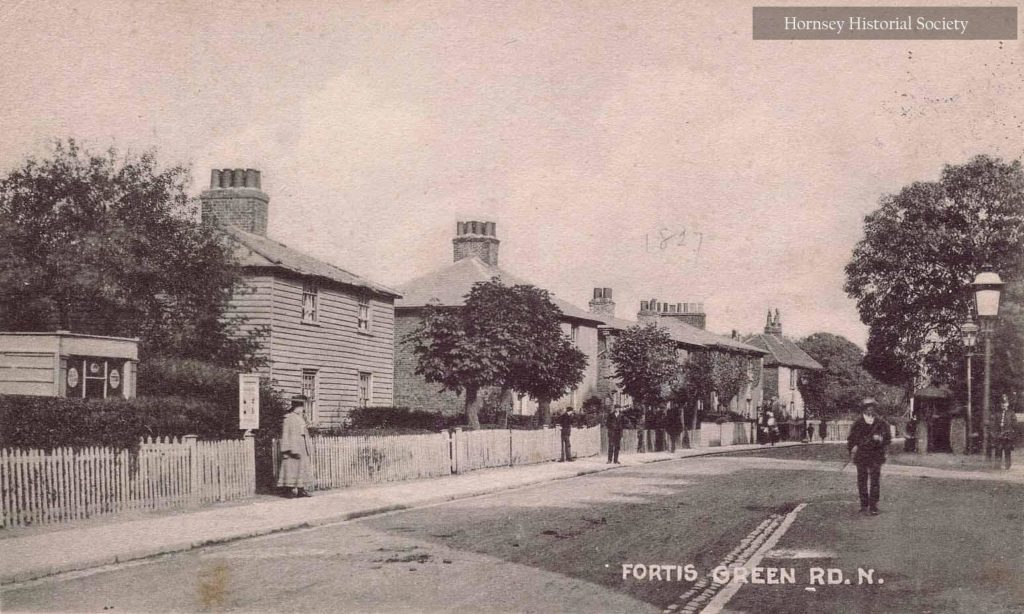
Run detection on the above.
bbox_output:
[0,442,803,586]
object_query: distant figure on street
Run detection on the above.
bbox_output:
[991,394,1019,470]
[606,406,625,464]
[903,419,918,453]
[664,406,683,453]
[558,407,575,462]
[847,398,892,515]
[278,395,312,498]
[818,419,829,443]
[766,412,778,447]
[805,423,814,442]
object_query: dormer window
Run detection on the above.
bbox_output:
[302,280,319,324]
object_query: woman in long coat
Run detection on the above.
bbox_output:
[277,396,312,497]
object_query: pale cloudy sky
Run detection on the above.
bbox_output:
[2,0,1022,346]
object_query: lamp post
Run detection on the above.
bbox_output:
[960,320,978,453]
[972,266,1004,460]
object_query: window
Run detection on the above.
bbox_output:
[301,369,319,423]
[357,296,372,332]
[570,324,579,345]
[789,368,797,390]
[301,281,319,324]
[358,372,373,407]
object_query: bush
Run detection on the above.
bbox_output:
[0,378,289,451]
[347,406,454,431]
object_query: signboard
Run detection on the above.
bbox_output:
[239,374,260,430]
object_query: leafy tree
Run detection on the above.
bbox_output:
[797,333,886,417]
[609,324,679,415]
[676,351,751,427]
[845,155,1024,394]
[0,139,260,368]
[406,278,586,429]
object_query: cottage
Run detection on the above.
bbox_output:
[0,331,138,398]
[201,168,401,427]
[394,221,604,416]
[745,309,823,420]
[588,292,768,419]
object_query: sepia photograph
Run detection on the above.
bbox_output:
[0,1,1022,612]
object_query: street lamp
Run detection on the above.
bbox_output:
[960,319,978,453]
[972,266,1004,460]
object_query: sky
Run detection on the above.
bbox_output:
[2,0,1023,346]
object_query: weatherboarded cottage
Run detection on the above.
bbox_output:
[201,168,401,427]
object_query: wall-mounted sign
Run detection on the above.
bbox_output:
[67,367,79,389]
[109,369,121,390]
[239,373,260,430]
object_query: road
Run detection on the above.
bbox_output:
[3,446,1023,613]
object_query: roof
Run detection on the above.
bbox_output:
[745,333,823,370]
[395,257,604,324]
[224,226,401,298]
[592,313,768,355]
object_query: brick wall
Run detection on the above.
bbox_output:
[393,311,466,415]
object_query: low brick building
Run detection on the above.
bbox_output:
[201,168,401,427]
[394,221,604,416]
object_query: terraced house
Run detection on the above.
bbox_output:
[201,168,401,427]
[746,309,822,419]
[587,291,769,419]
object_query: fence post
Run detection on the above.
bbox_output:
[451,428,462,474]
[183,434,199,505]
[244,431,256,495]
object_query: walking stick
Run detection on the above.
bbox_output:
[840,446,857,471]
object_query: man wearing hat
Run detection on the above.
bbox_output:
[846,398,891,515]
[557,407,575,462]
[277,395,313,498]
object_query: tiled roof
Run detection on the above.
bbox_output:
[395,257,604,324]
[745,333,823,370]
[224,226,401,298]
[593,313,768,355]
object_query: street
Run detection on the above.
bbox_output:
[3,445,1023,613]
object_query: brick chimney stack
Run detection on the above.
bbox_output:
[764,308,782,335]
[637,298,661,325]
[588,288,615,317]
[453,221,499,266]
[659,302,707,330]
[200,168,269,235]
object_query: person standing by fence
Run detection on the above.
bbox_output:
[819,418,828,442]
[607,406,624,464]
[767,412,778,447]
[991,394,1019,470]
[278,395,312,498]
[558,407,575,462]
[847,398,891,515]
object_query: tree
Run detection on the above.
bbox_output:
[0,139,260,368]
[845,155,1024,395]
[609,324,679,415]
[406,278,586,429]
[797,333,884,417]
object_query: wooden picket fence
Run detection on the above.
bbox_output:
[273,433,452,490]
[0,435,255,529]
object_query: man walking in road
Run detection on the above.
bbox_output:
[847,398,891,515]
[278,395,313,498]
[607,406,625,464]
[558,407,575,462]
[991,394,1019,470]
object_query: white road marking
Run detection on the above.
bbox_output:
[699,503,808,614]
[763,548,836,559]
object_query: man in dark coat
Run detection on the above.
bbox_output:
[847,398,892,515]
[818,418,829,442]
[606,406,625,464]
[558,407,575,462]
[991,394,1020,470]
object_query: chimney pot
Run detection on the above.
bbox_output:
[219,169,232,188]
[245,169,258,188]
[604,288,612,299]
[232,169,245,187]
[593,288,602,299]
[640,300,648,311]
[210,169,221,189]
